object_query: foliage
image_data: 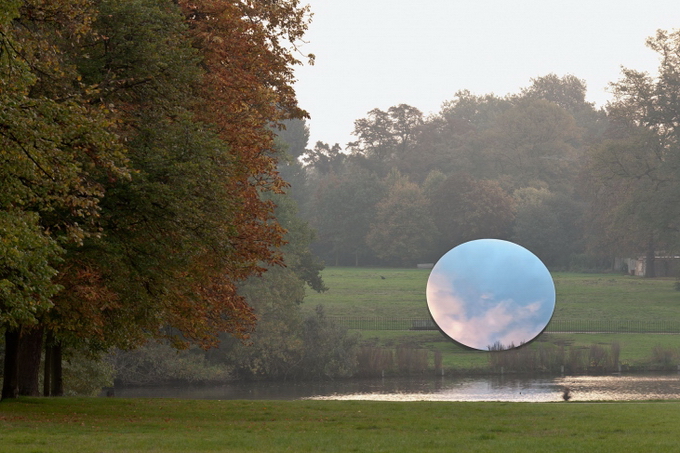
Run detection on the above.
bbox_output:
[299,305,358,379]
[348,104,424,174]
[1,0,316,397]
[208,195,356,380]
[61,351,114,396]
[366,177,436,266]
[0,212,62,328]
[429,173,515,251]
[583,29,680,270]
[511,188,585,268]
[308,165,385,266]
[302,141,345,176]
[108,343,231,386]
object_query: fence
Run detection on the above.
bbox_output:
[328,316,680,334]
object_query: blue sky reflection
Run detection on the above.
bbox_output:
[426,239,555,350]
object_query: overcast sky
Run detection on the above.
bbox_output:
[294,0,680,148]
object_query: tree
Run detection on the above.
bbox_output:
[1,0,314,398]
[0,212,62,399]
[302,141,345,176]
[584,29,680,274]
[521,73,590,112]
[347,104,423,176]
[309,166,385,266]
[276,119,311,161]
[521,73,607,147]
[511,188,585,268]
[62,0,313,351]
[1,0,128,399]
[482,98,581,191]
[366,177,436,266]
[585,133,678,274]
[429,173,515,253]
[411,91,510,181]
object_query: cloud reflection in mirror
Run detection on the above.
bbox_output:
[426,239,555,351]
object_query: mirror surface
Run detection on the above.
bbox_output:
[426,239,555,351]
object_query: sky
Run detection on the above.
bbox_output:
[426,239,555,350]
[294,0,680,149]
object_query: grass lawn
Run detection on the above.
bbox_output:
[552,273,680,322]
[303,268,680,370]
[2,397,680,452]
[303,268,680,323]
[303,267,431,318]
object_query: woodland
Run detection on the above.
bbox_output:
[3,0,680,395]
[294,37,680,273]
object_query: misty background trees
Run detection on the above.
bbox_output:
[297,38,680,273]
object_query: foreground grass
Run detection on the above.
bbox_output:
[2,397,680,452]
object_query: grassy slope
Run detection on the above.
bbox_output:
[303,268,680,369]
[303,268,679,321]
[3,397,680,452]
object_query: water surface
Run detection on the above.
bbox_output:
[113,373,680,402]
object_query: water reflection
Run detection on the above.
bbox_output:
[113,373,680,402]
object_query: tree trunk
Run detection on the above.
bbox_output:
[50,341,64,397]
[645,237,656,278]
[43,331,53,397]
[18,326,43,396]
[44,345,52,397]
[1,328,20,400]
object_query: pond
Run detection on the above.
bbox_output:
[112,372,680,402]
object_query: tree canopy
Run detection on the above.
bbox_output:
[1,0,314,399]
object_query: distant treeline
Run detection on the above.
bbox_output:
[278,34,680,273]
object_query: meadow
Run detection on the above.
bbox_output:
[3,397,680,452]
[303,268,680,371]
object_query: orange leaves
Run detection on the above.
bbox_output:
[49,260,120,341]
[175,0,308,287]
[2,0,312,352]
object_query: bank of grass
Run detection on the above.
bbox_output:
[3,397,680,452]
[303,268,680,372]
[304,267,430,317]
[303,268,679,322]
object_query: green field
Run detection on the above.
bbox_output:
[3,397,680,452]
[303,268,680,371]
[303,268,679,321]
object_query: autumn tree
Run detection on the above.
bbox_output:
[0,0,128,399]
[52,0,315,352]
[1,0,315,398]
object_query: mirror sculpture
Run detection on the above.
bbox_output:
[426,239,555,351]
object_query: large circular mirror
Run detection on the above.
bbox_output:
[426,239,555,351]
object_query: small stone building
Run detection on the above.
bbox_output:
[616,254,680,277]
